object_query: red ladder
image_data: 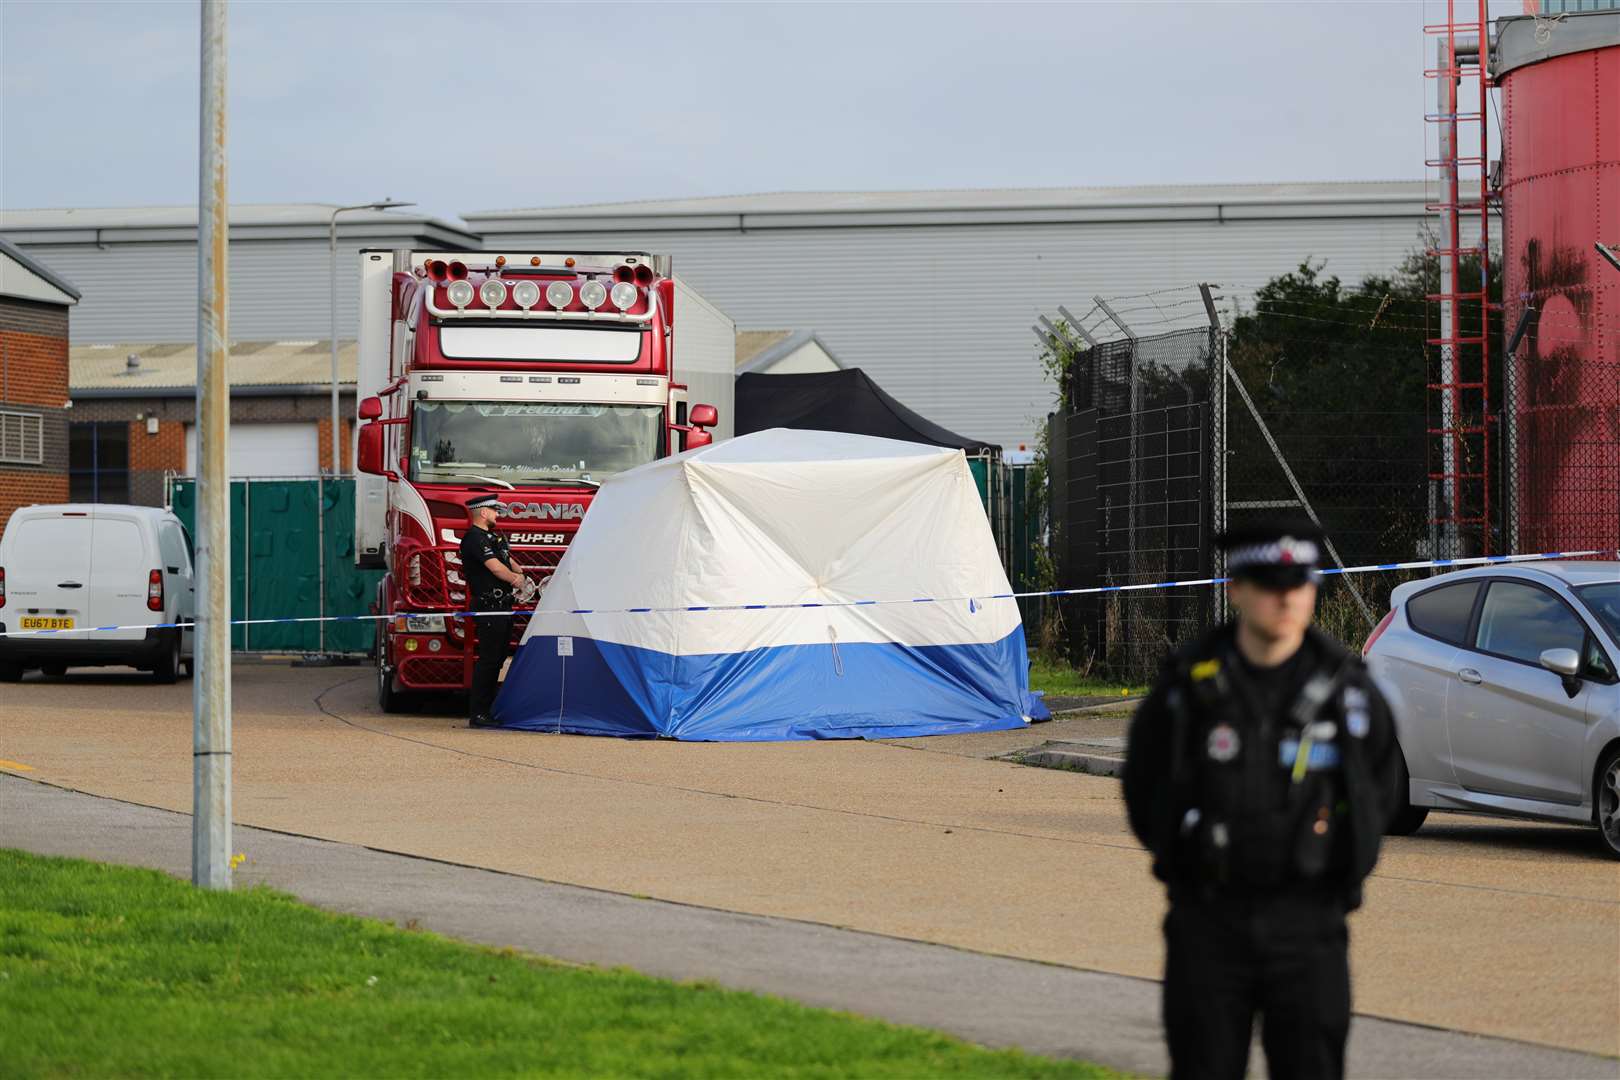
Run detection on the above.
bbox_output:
[1424,0,1495,556]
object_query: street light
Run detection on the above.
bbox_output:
[329,199,414,475]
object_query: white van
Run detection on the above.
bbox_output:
[0,504,195,682]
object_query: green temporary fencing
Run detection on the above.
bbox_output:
[168,477,382,655]
[968,455,1043,627]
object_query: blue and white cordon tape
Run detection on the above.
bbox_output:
[0,549,1611,639]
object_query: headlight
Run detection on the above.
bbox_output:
[511,280,541,309]
[404,615,446,633]
[545,281,574,309]
[578,280,607,310]
[478,279,508,308]
[610,282,638,311]
[446,280,475,309]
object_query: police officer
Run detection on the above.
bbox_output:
[1123,517,1401,1080]
[459,494,533,728]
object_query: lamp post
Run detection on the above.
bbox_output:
[329,200,413,475]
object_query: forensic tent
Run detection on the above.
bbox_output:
[492,429,1047,740]
[735,368,998,454]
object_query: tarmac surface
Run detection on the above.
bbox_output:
[2,660,1618,1074]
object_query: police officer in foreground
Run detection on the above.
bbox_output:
[1123,517,1401,1080]
[459,494,535,728]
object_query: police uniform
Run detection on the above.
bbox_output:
[459,495,518,727]
[1123,520,1401,1080]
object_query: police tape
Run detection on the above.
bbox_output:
[0,548,1611,639]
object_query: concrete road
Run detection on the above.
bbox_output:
[1,660,1617,1066]
[7,776,1614,1079]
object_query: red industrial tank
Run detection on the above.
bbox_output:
[1496,10,1620,556]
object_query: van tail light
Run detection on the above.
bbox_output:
[147,569,164,612]
[0,566,6,609]
[1362,608,1396,657]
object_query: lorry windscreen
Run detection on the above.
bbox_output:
[409,401,662,486]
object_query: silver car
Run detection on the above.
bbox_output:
[1363,561,1620,858]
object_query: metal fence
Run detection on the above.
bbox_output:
[1044,321,1441,681]
[1047,327,1221,679]
[166,476,381,655]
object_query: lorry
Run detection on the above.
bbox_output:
[353,250,731,711]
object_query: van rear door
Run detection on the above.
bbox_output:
[86,514,152,642]
[4,512,93,630]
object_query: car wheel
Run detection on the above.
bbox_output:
[1387,743,1429,836]
[41,663,67,678]
[181,658,194,679]
[151,632,180,684]
[0,661,22,683]
[1596,746,1620,860]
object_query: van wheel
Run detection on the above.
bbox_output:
[1596,746,1620,861]
[0,662,22,683]
[151,633,180,684]
[1387,744,1429,836]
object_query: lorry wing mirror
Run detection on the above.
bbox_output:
[358,396,383,421]
[690,404,718,429]
[357,422,392,478]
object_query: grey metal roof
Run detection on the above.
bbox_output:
[1493,10,1620,78]
[735,329,844,374]
[0,235,81,301]
[71,339,357,393]
[0,203,480,247]
[467,181,1430,226]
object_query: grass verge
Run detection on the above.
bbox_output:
[0,849,1121,1078]
[1028,658,1144,701]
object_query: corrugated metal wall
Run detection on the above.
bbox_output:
[474,214,1430,450]
[16,237,418,345]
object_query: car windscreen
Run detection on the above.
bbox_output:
[1574,583,1620,644]
[409,401,662,486]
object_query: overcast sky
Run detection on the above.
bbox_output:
[3,1,1488,224]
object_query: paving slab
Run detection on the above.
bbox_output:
[4,776,1615,1079]
[0,661,1617,1061]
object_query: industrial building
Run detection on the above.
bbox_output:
[466,181,1435,451]
[0,238,78,525]
[3,183,1436,460]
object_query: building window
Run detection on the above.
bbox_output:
[0,409,44,465]
[69,422,130,503]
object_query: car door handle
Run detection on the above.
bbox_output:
[57,582,83,589]
[1458,668,1483,684]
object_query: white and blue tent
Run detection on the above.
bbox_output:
[492,429,1048,740]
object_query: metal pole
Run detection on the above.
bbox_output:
[193,0,231,891]
[329,213,340,477]
[1436,36,1461,559]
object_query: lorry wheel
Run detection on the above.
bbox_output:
[1386,744,1429,836]
[0,662,22,683]
[377,660,413,714]
[151,633,181,684]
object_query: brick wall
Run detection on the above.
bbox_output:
[67,391,358,508]
[0,469,70,534]
[0,296,70,530]
[128,417,187,508]
[316,416,354,473]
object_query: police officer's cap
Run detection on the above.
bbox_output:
[465,494,501,511]
[1219,515,1325,589]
